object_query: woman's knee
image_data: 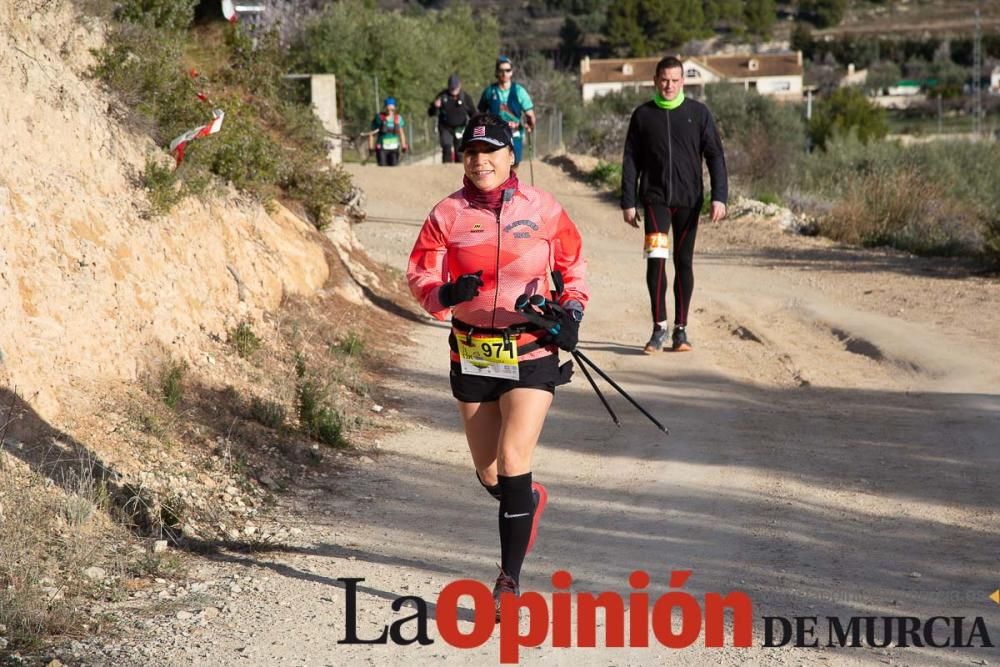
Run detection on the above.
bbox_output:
[673,255,694,273]
[496,448,531,476]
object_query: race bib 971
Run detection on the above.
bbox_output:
[457,334,519,380]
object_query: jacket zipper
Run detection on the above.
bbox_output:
[491,200,504,330]
[666,106,673,205]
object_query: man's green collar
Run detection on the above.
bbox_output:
[653,91,684,110]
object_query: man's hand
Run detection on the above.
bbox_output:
[710,201,727,222]
[433,98,442,108]
[622,207,639,228]
[524,110,536,132]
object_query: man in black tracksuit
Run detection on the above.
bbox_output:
[428,74,477,163]
[620,56,728,353]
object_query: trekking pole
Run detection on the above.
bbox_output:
[545,271,667,434]
[572,349,621,427]
[527,127,535,186]
[515,294,668,435]
[515,295,619,427]
[571,349,669,435]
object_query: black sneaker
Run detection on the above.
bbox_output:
[671,326,692,352]
[643,327,669,354]
[492,567,520,622]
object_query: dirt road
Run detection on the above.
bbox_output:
[123,161,998,666]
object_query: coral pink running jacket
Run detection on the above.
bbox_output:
[407,183,588,359]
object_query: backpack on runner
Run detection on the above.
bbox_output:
[376,111,403,151]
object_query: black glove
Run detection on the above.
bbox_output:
[439,270,483,307]
[547,307,581,352]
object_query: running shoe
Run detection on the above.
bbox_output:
[643,327,669,354]
[492,567,520,622]
[525,482,548,554]
[672,326,693,352]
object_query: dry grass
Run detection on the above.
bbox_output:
[0,453,183,653]
[0,464,86,650]
[818,167,981,256]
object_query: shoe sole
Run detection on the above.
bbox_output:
[672,343,693,352]
[643,339,667,354]
[525,482,548,554]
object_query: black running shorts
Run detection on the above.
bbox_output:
[448,333,566,403]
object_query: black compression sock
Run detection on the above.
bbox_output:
[498,472,534,583]
[476,470,502,501]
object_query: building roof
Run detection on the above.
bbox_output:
[580,56,661,85]
[691,53,803,79]
[580,52,803,85]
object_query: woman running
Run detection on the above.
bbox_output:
[406,112,588,618]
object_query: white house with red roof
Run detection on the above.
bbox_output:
[580,52,804,102]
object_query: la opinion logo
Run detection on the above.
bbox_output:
[336,572,995,663]
[337,570,752,663]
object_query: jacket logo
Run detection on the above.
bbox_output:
[504,220,538,238]
[471,223,484,233]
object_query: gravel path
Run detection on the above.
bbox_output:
[79,160,999,667]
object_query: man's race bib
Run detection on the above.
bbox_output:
[381,135,400,150]
[457,334,519,380]
[644,232,671,259]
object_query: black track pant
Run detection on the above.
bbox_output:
[439,126,464,163]
[644,202,701,327]
[376,148,400,167]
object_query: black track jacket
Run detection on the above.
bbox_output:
[428,89,477,129]
[620,98,728,210]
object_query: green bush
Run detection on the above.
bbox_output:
[229,320,261,359]
[282,157,352,229]
[93,15,352,225]
[809,87,888,149]
[312,408,345,447]
[587,161,622,196]
[141,157,184,216]
[753,191,782,206]
[706,84,805,194]
[159,358,187,409]
[117,0,196,32]
[226,21,286,101]
[296,377,346,447]
[797,0,846,28]
[248,396,286,429]
[91,23,204,139]
[336,332,366,358]
[191,100,282,195]
[569,87,650,159]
